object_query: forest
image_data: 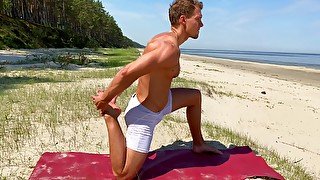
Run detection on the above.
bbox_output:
[0,0,142,48]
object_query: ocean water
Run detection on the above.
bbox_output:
[181,49,320,70]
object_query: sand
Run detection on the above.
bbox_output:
[179,54,320,178]
[1,49,319,178]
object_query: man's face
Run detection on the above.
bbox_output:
[186,7,203,39]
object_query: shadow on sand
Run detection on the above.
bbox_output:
[138,140,254,179]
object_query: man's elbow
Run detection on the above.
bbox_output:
[114,66,131,83]
[117,65,139,82]
[117,66,129,78]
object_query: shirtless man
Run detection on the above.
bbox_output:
[92,0,222,179]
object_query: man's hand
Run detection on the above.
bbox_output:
[92,89,108,113]
[92,90,121,119]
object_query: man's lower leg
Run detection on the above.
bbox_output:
[104,115,126,175]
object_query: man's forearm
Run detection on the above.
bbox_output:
[101,67,137,103]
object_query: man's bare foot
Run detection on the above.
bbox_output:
[193,143,223,155]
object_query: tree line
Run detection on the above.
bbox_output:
[0,0,139,48]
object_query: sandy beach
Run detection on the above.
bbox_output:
[178,54,320,178]
[1,49,319,179]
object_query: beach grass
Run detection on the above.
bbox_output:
[91,48,139,68]
[1,47,139,69]
[163,114,313,180]
[172,77,247,99]
[0,48,314,179]
[202,122,313,180]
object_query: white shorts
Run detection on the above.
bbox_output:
[124,91,172,153]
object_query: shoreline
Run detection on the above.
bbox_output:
[181,54,320,88]
[178,53,320,178]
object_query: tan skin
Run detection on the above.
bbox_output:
[92,7,222,179]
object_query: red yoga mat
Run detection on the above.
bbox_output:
[29,146,284,179]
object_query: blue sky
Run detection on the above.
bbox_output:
[101,0,320,53]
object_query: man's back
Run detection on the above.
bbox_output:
[136,32,181,113]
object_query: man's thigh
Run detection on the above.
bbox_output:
[171,88,201,112]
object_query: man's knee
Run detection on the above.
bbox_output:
[113,169,137,180]
[192,89,202,102]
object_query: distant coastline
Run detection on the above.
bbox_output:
[181,53,320,88]
[181,49,320,70]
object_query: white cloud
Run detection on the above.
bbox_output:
[228,9,265,31]
[282,0,320,14]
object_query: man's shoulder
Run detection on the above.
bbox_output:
[147,35,178,55]
[149,40,178,52]
[147,40,178,60]
[148,32,177,47]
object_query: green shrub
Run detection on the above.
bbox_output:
[3,36,25,49]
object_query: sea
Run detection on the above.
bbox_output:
[181,49,320,70]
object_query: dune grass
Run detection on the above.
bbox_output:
[172,77,247,99]
[202,122,313,180]
[0,47,139,68]
[0,48,314,179]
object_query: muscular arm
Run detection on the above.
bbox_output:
[92,41,179,114]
